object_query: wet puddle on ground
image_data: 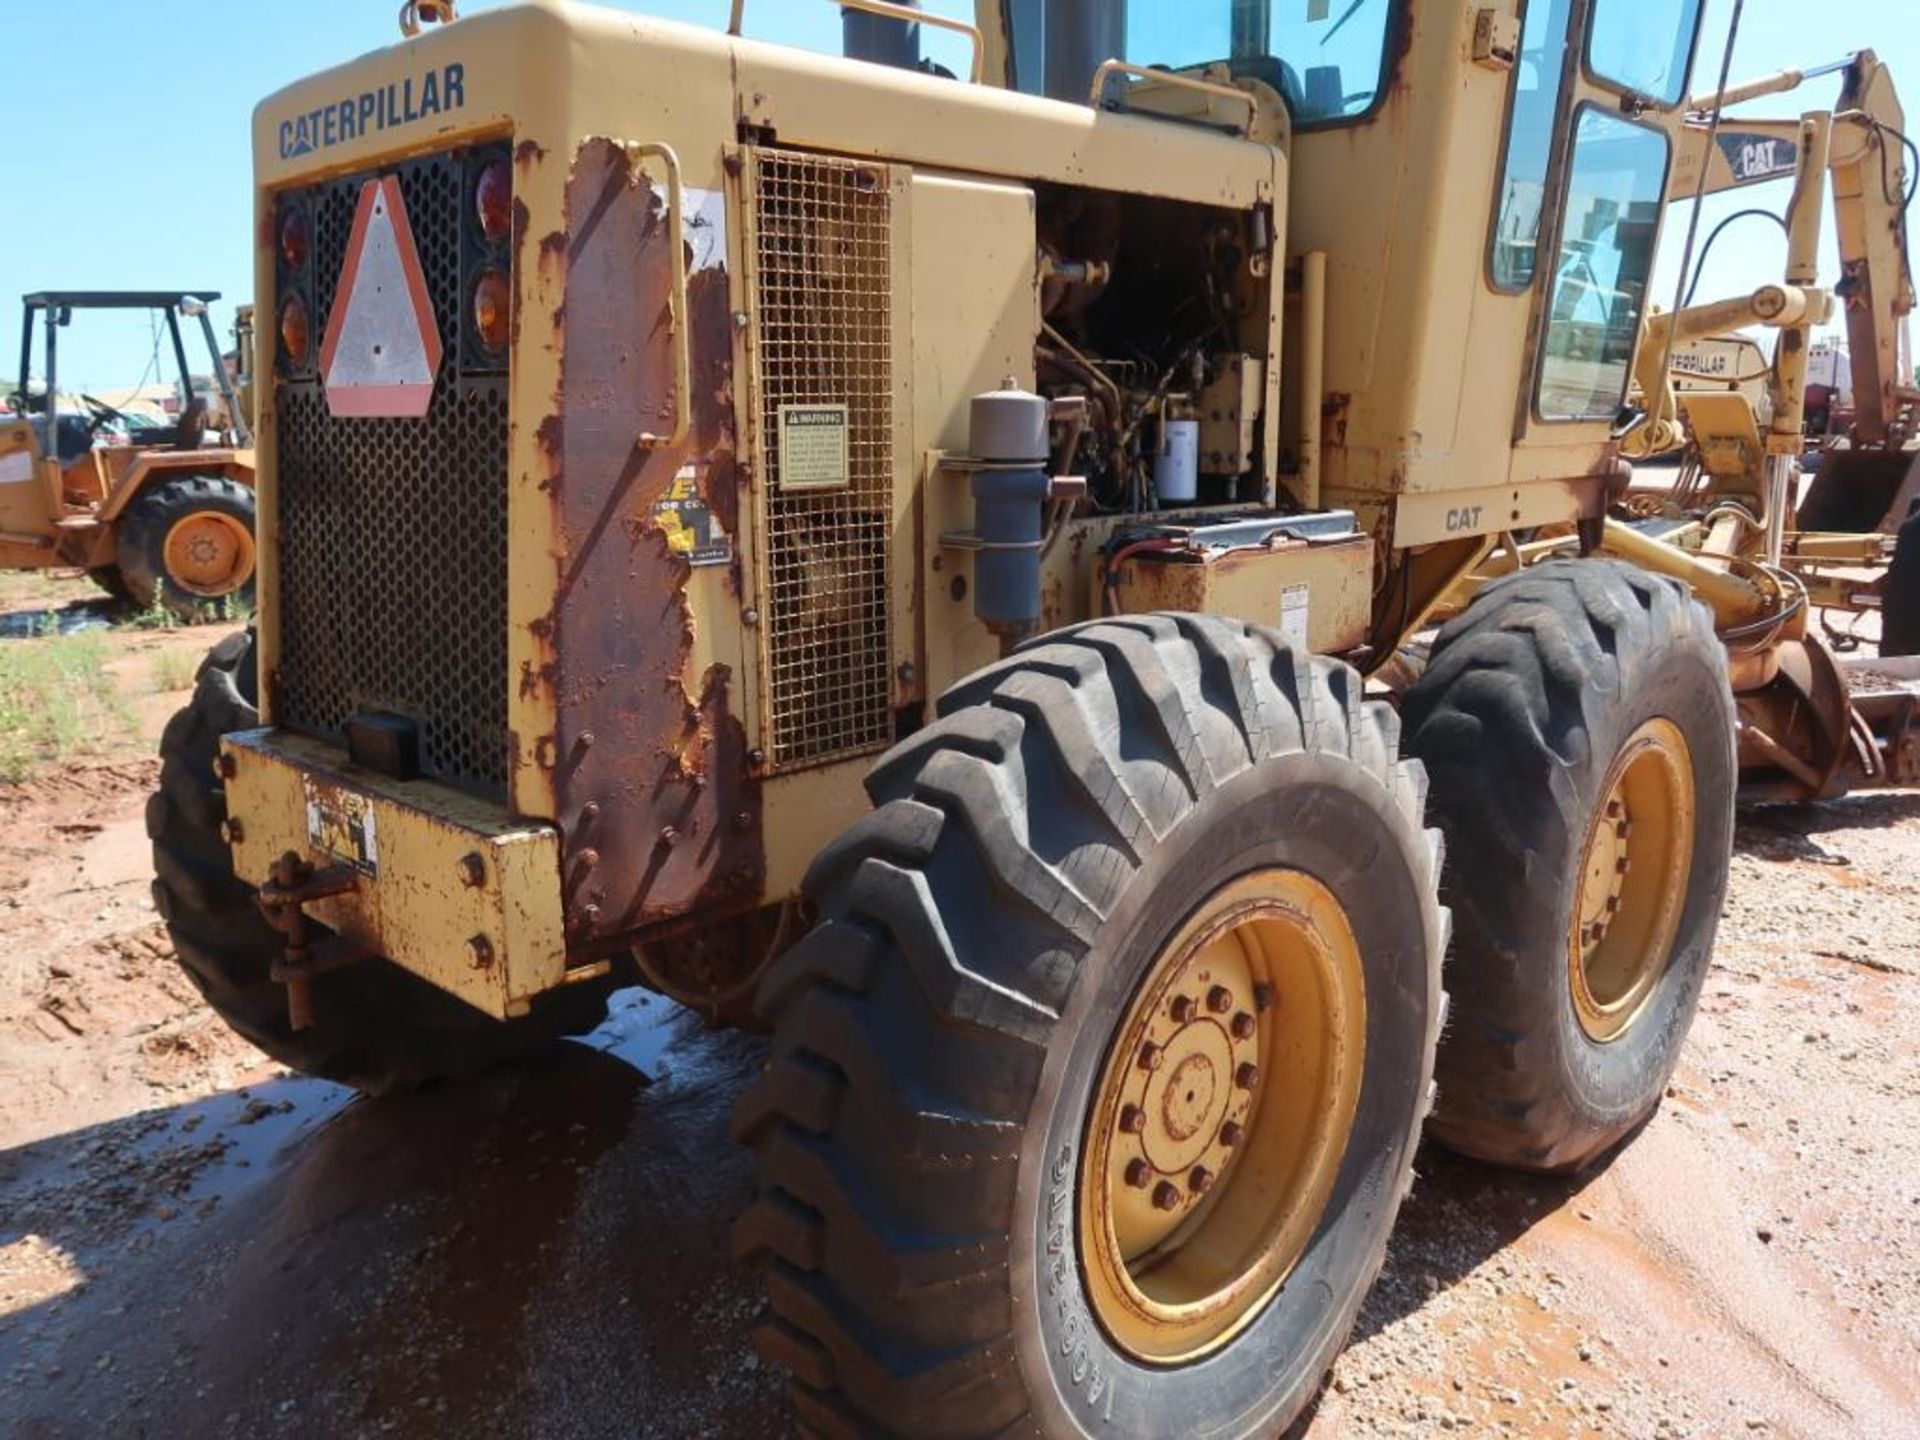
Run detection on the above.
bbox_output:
[0,601,117,639]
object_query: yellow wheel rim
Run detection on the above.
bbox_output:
[1079,870,1367,1365]
[1569,718,1696,1043]
[162,510,256,598]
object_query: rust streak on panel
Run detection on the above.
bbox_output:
[549,137,763,947]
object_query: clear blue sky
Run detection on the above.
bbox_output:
[1,0,1910,395]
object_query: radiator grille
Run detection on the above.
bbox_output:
[751,150,897,771]
[274,145,510,796]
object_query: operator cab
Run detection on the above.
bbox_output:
[12,291,248,450]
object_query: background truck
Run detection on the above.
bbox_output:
[148,2,1915,1436]
[3,291,256,619]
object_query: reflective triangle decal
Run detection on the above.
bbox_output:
[320,176,443,418]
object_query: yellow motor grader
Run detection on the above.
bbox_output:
[149,1,1914,1435]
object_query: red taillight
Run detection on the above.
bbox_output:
[475,159,512,242]
[280,208,309,270]
[280,295,311,366]
[472,269,510,354]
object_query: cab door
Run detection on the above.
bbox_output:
[1497,0,1707,475]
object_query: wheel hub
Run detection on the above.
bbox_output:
[163,510,256,598]
[1569,717,1696,1042]
[1080,870,1367,1365]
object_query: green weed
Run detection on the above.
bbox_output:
[0,633,137,783]
[149,647,202,694]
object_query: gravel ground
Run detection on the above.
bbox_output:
[2,585,1917,1438]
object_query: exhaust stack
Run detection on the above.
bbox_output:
[842,0,923,72]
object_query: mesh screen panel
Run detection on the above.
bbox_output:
[751,150,897,770]
[274,147,510,796]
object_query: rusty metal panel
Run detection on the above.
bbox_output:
[220,728,566,1020]
[744,147,900,771]
[1110,534,1374,654]
[546,137,762,948]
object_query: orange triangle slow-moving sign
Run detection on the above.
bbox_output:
[320,176,443,418]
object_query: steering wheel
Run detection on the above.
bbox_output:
[79,393,134,436]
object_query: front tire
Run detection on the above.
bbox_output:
[150,631,621,1093]
[1403,560,1736,1172]
[732,614,1446,1439]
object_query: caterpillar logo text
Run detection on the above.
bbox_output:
[1446,506,1484,533]
[278,64,467,160]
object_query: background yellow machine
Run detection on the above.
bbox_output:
[147,2,1915,1435]
[4,291,257,619]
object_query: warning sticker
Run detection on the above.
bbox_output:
[651,464,733,568]
[777,404,850,491]
[1279,583,1311,652]
[304,778,378,876]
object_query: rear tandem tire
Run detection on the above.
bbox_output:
[732,614,1447,1440]
[149,630,621,1094]
[1885,506,1920,658]
[1403,559,1736,1173]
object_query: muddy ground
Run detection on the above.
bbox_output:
[2,573,1918,1439]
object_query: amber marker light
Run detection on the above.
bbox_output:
[472,269,510,355]
[280,294,311,367]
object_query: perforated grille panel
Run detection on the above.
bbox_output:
[751,149,897,770]
[274,146,510,797]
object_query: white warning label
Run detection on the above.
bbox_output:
[1279,583,1311,651]
[777,404,850,491]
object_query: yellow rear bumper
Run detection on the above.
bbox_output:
[219,729,568,1019]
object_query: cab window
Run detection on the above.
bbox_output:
[1587,0,1703,107]
[1488,0,1575,291]
[1006,0,1401,127]
[1537,108,1671,421]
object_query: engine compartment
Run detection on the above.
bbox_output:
[1032,185,1274,513]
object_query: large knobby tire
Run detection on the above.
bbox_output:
[150,630,620,1094]
[1885,505,1920,658]
[1403,560,1735,1173]
[732,614,1447,1440]
[117,473,257,621]
[88,565,131,602]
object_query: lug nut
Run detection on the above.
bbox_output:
[1119,1103,1146,1135]
[219,818,244,845]
[578,847,601,871]
[1230,1011,1256,1041]
[1219,1120,1245,1148]
[1235,1062,1260,1091]
[1152,1180,1182,1212]
[1604,894,1622,916]
[1207,985,1233,1015]
[1170,994,1194,1023]
[457,852,487,887]
[1188,1165,1214,1195]
[1615,856,1631,876]
[213,754,237,780]
[1253,982,1276,1013]
[1124,1158,1153,1189]
[1138,1041,1164,1072]
[1605,798,1624,820]
[659,826,680,847]
[467,934,496,969]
